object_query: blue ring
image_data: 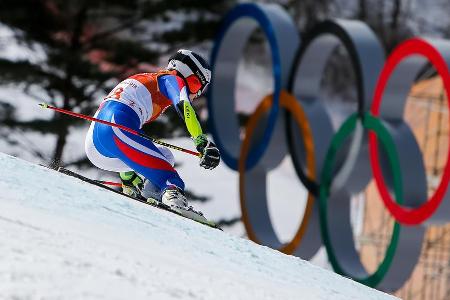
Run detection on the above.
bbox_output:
[207,3,284,170]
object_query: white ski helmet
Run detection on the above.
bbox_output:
[167,49,211,98]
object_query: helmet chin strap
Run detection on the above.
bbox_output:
[189,93,198,101]
[188,85,204,100]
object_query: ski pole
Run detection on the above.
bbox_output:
[39,103,201,157]
[96,180,122,187]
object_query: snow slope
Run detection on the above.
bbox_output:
[0,153,397,300]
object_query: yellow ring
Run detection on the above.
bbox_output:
[239,91,316,254]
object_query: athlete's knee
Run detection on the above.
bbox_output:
[157,146,175,167]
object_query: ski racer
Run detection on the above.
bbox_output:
[84,49,220,216]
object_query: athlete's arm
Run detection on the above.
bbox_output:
[158,75,203,139]
[158,74,220,169]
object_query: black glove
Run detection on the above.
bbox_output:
[195,135,220,170]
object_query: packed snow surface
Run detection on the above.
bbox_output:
[0,153,397,300]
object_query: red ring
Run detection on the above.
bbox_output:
[370,38,450,225]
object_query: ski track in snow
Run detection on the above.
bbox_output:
[0,153,397,300]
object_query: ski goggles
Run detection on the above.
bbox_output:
[186,74,207,96]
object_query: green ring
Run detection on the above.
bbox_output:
[318,112,403,287]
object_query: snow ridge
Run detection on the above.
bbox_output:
[0,153,397,300]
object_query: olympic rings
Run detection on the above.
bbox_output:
[370,38,450,225]
[208,2,450,291]
[319,113,424,290]
[286,18,384,195]
[239,91,321,258]
[208,3,299,170]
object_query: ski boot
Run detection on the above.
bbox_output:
[119,171,144,199]
[161,186,207,222]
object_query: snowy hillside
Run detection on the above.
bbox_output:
[0,153,396,300]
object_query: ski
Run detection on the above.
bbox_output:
[56,167,222,230]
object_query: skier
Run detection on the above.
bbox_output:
[84,49,220,216]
